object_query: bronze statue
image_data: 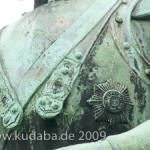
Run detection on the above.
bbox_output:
[0,0,150,149]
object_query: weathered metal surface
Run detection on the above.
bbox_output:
[0,0,94,108]
[0,0,150,149]
[1,0,120,123]
[2,103,23,129]
[0,63,23,129]
[132,0,150,19]
[16,0,118,108]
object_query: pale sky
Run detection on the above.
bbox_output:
[0,0,34,29]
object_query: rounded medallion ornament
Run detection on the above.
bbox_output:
[87,79,133,125]
[103,90,125,113]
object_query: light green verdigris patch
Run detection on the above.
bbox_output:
[2,103,23,129]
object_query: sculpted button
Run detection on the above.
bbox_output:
[75,51,82,59]
[123,42,130,50]
[61,67,69,75]
[52,103,59,110]
[115,17,123,24]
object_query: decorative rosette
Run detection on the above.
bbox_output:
[87,79,133,125]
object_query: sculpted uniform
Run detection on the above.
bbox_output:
[0,0,150,149]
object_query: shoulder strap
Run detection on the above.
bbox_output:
[17,0,120,109]
[35,0,122,119]
[0,63,23,129]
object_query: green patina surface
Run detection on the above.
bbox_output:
[0,0,150,149]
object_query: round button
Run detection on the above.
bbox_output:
[61,67,69,75]
[115,17,123,24]
[75,51,82,59]
[123,42,130,50]
[52,103,59,110]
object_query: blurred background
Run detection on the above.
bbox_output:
[0,0,34,29]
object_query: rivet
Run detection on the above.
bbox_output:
[145,69,150,76]
[61,67,69,75]
[115,17,123,24]
[122,0,127,4]
[3,115,11,124]
[75,51,82,59]
[123,42,130,50]
[52,104,59,110]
